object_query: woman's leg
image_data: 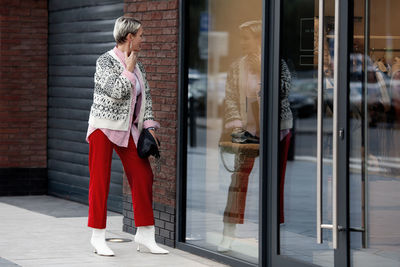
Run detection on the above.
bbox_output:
[115,134,167,254]
[88,130,114,229]
[223,153,255,224]
[114,135,155,226]
[279,132,292,224]
[218,153,255,252]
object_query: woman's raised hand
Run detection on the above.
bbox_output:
[125,51,138,72]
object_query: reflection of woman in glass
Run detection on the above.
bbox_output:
[219,20,293,252]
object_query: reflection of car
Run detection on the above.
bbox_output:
[326,80,389,118]
[188,69,227,118]
[188,69,207,117]
[289,79,318,118]
[188,68,207,99]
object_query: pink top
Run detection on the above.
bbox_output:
[86,46,159,147]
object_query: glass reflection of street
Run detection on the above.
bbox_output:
[185,0,263,264]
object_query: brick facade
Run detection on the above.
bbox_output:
[123,0,179,246]
[0,0,48,168]
[0,0,48,195]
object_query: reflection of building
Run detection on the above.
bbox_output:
[2,0,400,267]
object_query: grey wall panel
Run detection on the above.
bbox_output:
[49,44,114,56]
[49,20,116,34]
[49,76,94,87]
[48,161,123,186]
[48,139,89,153]
[48,160,90,178]
[48,149,88,165]
[49,0,121,11]
[48,0,123,213]
[48,171,122,195]
[49,4,124,24]
[48,159,123,183]
[48,98,92,110]
[49,32,115,45]
[48,149,124,176]
[48,119,88,131]
[48,87,93,98]
[48,109,90,123]
[48,180,123,213]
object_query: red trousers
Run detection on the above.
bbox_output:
[223,132,291,224]
[279,132,292,224]
[88,130,154,229]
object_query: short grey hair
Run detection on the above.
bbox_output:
[239,20,262,39]
[113,16,142,44]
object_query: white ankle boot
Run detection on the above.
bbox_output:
[90,228,115,256]
[217,223,236,252]
[134,226,169,254]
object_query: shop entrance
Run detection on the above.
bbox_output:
[272,0,400,266]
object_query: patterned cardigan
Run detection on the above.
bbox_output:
[224,57,293,131]
[88,49,158,133]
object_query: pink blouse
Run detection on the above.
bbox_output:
[86,46,159,147]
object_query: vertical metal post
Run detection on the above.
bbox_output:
[332,0,341,250]
[176,0,188,244]
[317,0,325,245]
[362,0,370,249]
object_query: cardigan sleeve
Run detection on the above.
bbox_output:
[94,55,132,100]
[224,62,243,129]
[137,62,160,129]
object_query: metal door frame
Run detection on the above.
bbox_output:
[265,0,351,266]
[176,0,260,266]
[176,0,352,266]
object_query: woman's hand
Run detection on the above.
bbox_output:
[125,51,138,72]
[148,129,160,148]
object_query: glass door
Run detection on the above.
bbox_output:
[349,0,400,266]
[270,0,349,266]
[183,0,263,265]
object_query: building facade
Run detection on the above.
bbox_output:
[1,0,400,267]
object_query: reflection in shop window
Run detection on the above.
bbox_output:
[350,1,400,266]
[186,0,262,264]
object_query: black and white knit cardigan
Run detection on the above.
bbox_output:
[88,49,156,132]
[224,58,293,131]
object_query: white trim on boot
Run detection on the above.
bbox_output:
[217,222,236,252]
[134,225,169,254]
[90,228,115,256]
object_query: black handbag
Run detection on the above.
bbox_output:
[137,128,160,159]
[218,130,259,173]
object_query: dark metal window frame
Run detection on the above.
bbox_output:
[176,0,271,266]
[268,0,351,266]
[176,0,275,266]
[176,0,351,266]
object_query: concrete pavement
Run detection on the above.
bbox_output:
[0,195,228,267]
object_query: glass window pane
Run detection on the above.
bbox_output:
[278,0,334,266]
[350,0,400,266]
[185,0,262,264]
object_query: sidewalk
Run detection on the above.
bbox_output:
[0,195,228,267]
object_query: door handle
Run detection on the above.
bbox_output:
[316,0,325,247]
[332,0,340,250]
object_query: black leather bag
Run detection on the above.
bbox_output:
[137,128,160,159]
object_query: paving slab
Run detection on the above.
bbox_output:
[0,196,228,267]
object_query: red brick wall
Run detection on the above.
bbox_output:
[0,0,48,168]
[124,0,179,208]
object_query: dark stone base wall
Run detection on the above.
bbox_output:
[123,195,176,247]
[0,168,47,196]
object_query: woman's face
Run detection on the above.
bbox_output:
[130,27,144,52]
[240,29,260,55]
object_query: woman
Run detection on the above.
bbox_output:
[219,20,293,252]
[86,16,168,256]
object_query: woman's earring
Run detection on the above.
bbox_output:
[129,41,133,50]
